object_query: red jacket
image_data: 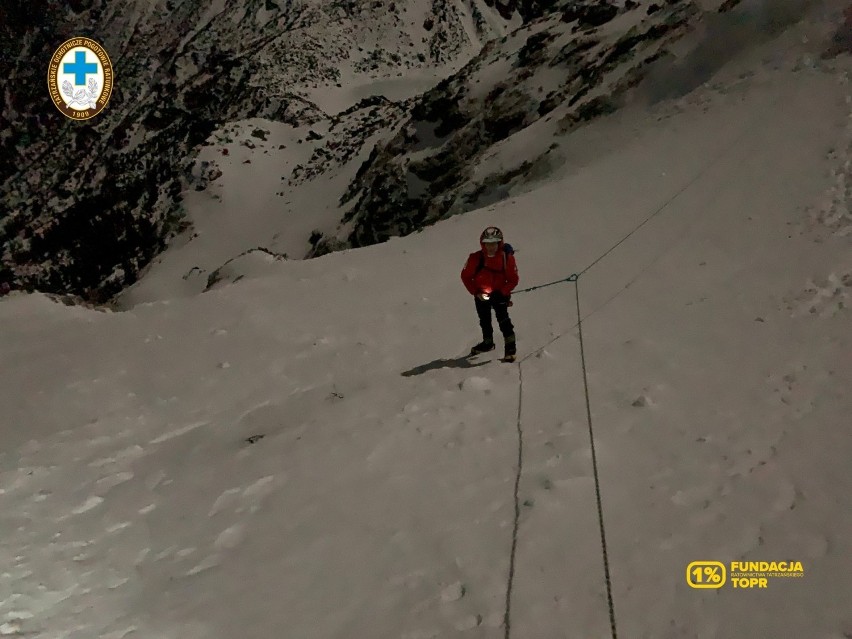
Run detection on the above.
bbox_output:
[461,243,519,297]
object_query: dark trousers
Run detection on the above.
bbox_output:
[475,294,515,342]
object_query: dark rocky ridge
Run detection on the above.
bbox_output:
[1,0,513,302]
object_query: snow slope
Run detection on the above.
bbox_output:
[115,95,413,306]
[1,4,851,639]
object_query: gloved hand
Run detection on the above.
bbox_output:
[475,291,490,301]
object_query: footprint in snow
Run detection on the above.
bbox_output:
[88,445,145,468]
[454,614,483,630]
[95,471,134,492]
[213,524,245,550]
[242,475,275,500]
[149,421,208,445]
[441,581,465,602]
[208,487,242,517]
[71,495,104,515]
[459,376,492,392]
[186,553,221,576]
[179,476,278,577]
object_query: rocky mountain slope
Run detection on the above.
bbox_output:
[1,0,840,303]
[0,0,521,302]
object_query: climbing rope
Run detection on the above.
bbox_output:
[574,277,618,639]
[499,66,795,638]
[502,364,525,639]
[513,273,578,294]
[503,277,618,639]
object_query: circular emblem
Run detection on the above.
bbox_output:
[47,37,114,120]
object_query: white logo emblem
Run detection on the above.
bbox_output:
[48,37,114,120]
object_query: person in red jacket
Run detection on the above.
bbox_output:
[461,226,519,360]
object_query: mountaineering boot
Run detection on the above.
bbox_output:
[470,339,495,356]
[502,334,516,362]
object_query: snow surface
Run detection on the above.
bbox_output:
[117,115,396,306]
[2,5,852,639]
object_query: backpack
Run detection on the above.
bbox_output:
[475,243,514,275]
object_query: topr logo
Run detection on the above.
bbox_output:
[47,37,114,120]
[687,560,805,590]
